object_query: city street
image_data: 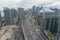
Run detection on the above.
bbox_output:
[22,14,48,40]
[14,21,25,40]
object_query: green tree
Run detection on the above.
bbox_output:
[34,19,41,25]
[16,21,18,25]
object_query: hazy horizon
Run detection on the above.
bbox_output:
[0,0,60,17]
[0,0,60,9]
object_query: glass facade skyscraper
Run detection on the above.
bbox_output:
[10,8,17,24]
[0,11,2,28]
[18,8,24,21]
[3,7,11,25]
[39,8,60,40]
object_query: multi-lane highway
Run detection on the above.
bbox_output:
[22,14,49,40]
[14,19,25,40]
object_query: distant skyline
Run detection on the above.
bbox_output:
[0,0,60,9]
[0,0,60,17]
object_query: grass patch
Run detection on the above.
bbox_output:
[34,19,41,25]
[46,30,56,40]
[16,21,19,25]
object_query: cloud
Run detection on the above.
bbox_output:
[17,0,60,9]
[0,0,22,9]
[0,0,60,17]
[0,0,60,9]
[44,1,60,8]
[18,0,51,8]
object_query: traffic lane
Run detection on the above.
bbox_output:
[25,16,48,40]
[14,25,25,40]
[24,18,43,40]
[25,15,48,40]
[23,20,34,40]
[30,30,43,40]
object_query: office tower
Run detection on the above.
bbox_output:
[32,5,36,12]
[14,8,25,40]
[40,8,56,32]
[18,8,24,34]
[39,8,60,40]
[32,5,36,16]
[56,17,60,40]
[18,8,24,21]
[3,7,11,25]
[0,11,2,28]
[10,8,17,24]
[56,10,60,40]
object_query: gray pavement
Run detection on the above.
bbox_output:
[22,15,48,40]
[14,23,25,40]
[22,20,34,40]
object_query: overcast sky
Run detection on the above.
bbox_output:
[0,0,60,9]
[0,0,60,17]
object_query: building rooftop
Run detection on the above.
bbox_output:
[39,8,55,13]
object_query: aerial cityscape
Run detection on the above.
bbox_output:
[0,0,60,40]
